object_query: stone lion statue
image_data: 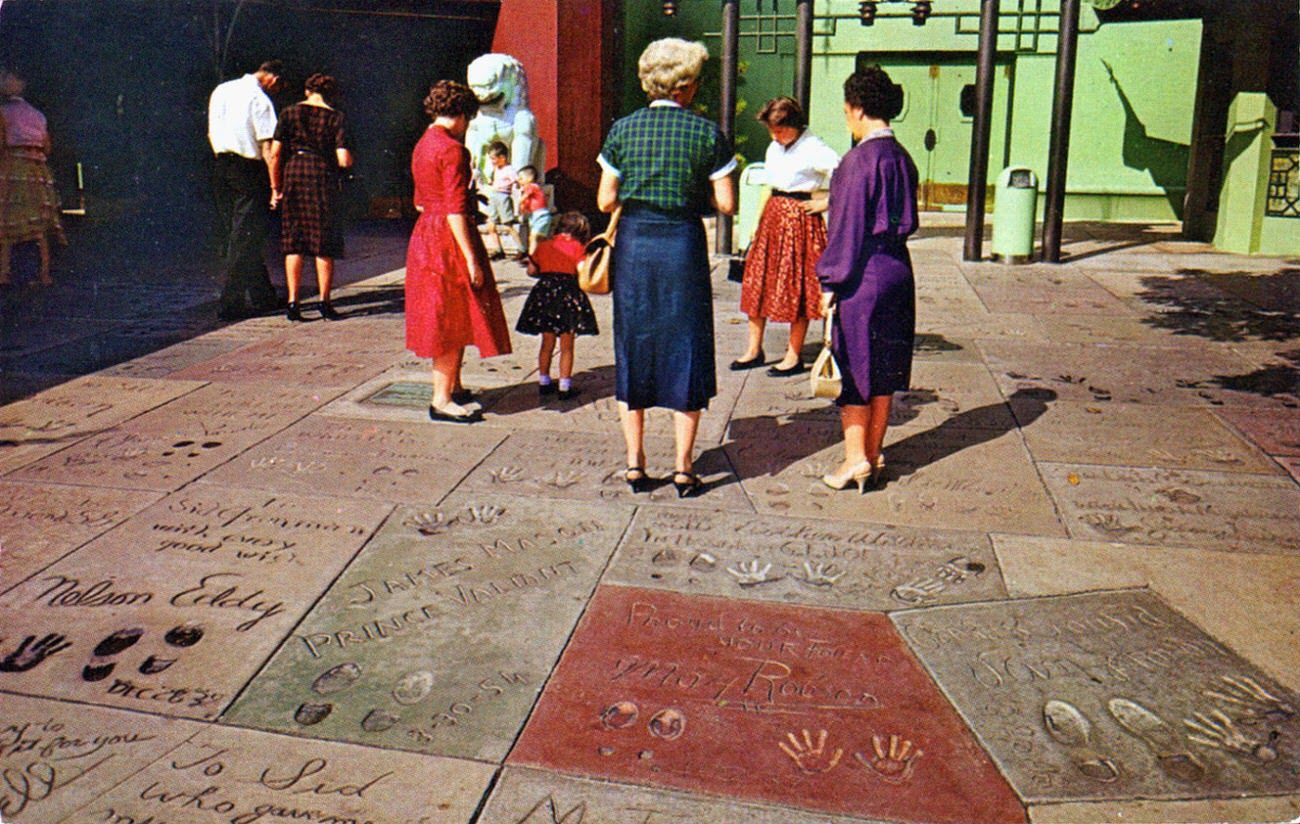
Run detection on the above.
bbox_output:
[465,53,545,184]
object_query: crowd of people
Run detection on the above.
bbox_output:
[201,36,918,499]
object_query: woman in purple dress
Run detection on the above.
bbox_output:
[816,66,918,493]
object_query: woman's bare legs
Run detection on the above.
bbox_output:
[285,254,304,304]
[740,316,765,361]
[618,402,646,470]
[837,404,869,472]
[315,256,333,303]
[774,317,810,370]
[433,348,470,412]
[673,410,701,474]
[864,394,892,463]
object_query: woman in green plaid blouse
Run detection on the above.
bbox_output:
[597,38,737,499]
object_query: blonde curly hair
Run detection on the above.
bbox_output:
[638,38,708,101]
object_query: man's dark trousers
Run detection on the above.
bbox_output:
[213,153,279,314]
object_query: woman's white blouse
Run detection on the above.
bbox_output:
[762,131,840,193]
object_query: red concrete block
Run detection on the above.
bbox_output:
[509,584,1024,821]
[510,586,1026,823]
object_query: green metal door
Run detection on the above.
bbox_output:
[858,55,1011,211]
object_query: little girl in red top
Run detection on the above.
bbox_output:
[515,212,599,401]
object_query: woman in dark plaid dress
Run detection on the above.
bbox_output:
[271,73,352,320]
[597,38,736,498]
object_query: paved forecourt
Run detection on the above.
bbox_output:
[1,223,1299,823]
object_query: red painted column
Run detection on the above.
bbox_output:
[492,0,618,210]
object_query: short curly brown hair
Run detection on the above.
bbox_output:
[305,73,339,104]
[423,80,479,120]
[844,66,904,121]
[757,96,806,130]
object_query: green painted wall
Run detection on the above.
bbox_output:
[622,1,1202,222]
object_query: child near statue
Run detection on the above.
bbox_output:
[515,211,599,402]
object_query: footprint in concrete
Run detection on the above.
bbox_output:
[648,708,686,741]
[138,656,175,675]
[601,701,639,730]
[392,670,434,706]
[161,440,223,458]
[164,622,204,647]
[82,627,144,682]
[361,709,399,733]
[312,662,361,695]
[1042,699,1120,782]
[1108,697,1207,782]
[294,702,332,726]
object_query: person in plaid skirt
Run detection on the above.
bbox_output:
[596,38,736,498]
[270,73,353,321]
[732,96,839,376]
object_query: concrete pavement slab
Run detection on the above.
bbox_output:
[169,334,396,388]
[223,493,632,761]
[479,766,890,823]
[1028,794,1300,823]
[510,586,1026,824]
[919,312,1048,343]
[893,590,1300,803]
[980,339,1295,408]
[970,284,1136,316]
[58,722,495,824]
[0,692,200,823]
[0,489,390,719]
[1014,401,1278,473]
[1038,463,1300,554]
[199,414,506,504]
[991,535,1300,691]
[728,422,1063,535]
[0,482,161,593]
[8,383,333,491]
[0,376,204,474]
[603,507,1006,611]
[99,337,249,379]
[457,429,751,512]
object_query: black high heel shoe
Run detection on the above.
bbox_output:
[625,466,650,493]
[672,471,703,498]
[286,302,303,322]
[319,300,341,321]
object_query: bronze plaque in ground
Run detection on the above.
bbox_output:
[604,507,1006,611]
[892,590,1300,803]
[223,493,634,762]
[509,586,1025,824]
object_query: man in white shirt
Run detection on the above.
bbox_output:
[209,59,283,320]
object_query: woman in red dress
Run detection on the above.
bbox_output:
[405,80,511,423]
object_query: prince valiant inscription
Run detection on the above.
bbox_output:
[604,508,1006,611]
[0,490,388,719]
[223,494,633,762]
[892,590,1300,803]
[510,586,1026,824]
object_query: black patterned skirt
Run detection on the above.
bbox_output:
[281,152,344,257]
[516,273,599,336]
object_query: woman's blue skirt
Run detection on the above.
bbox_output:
[612,206,716,412]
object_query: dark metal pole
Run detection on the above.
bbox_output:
[1042,0,1080,263]
[962,0,999,262]
[717,0,740,255]
[794,0,814,111]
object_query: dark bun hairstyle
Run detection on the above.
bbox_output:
[423,80,479,120]
[843,65,904,121]
[304,73,339,104]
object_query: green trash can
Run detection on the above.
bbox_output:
[991,166,1038,264]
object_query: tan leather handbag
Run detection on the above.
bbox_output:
[577,207,621,295]
[809,302,841,399]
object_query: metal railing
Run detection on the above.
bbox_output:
[1266,148,1300,218]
